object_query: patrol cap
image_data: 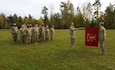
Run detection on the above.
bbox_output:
[13,23,16,26]
[99,22,104,26]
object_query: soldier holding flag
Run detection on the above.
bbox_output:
[70,22,77,47]
[99,22,106,55]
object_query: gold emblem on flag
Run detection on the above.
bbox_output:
[87,33,96,42]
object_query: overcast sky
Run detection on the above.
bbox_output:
[0,0,114,19]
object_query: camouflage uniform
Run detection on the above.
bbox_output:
[10,23,18,42]
[33,24,39,43]
[50,25,54,41]
[39,25,42,42]
[25,25,32,44]
[70,22,76,47]
[45,25,50,41]
[99,22,106,55]
[28,24,33,43]
[19,24,27,43]
[20,25,24,43]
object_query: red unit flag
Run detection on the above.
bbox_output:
[85,27,99,47]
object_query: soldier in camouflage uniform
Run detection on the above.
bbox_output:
[45,25,50,41]
[20,24,24,43]
[39,24,45,42]
[19,24,27,43]
[25,24,32,45]
[99,22,106,55]
[70,22,76,47]
[42,25,45,41]
[33,24,39,43]
[39,25,42,42]
[10,23,18,43]
[50,25,54,41]
[29,24,33,43]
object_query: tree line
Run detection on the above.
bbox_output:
[0,0,115,29]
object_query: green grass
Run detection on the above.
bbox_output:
[0,29,115,70]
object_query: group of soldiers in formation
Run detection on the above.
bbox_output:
[10,21,106,55]
[10,23,55,45]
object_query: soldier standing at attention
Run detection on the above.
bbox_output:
[41,24,45,42]
[33,24,39,43]
[45,25,50,41]
[26,24,32,45]
[10,23,18,43]
[50,25,55,41]
[70,22,76,47]
[20,24,27,43]
[39,25,42,42]
[99,22,106,55]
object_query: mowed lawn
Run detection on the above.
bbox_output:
[0,29,115,70]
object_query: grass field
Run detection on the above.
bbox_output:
[0,29,115,70]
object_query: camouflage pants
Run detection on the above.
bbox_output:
[26,35,31,44]
[70,35,75,45]
[12,33,18,42]
[100,39,105,51]
[45,33,49,41]
[50,34,54,41]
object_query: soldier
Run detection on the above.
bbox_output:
[10,23,18,43]
[20,24,27,43]
[19,24,24,43]
[29,24,33,43]
[45,25,50,41]
[39,25,42,42]
[99,22,106,55]
[69,22,76,47]
[33,24,39,43]
[26,24,32,45]
[50,25,54,41]
[40,24,45,42]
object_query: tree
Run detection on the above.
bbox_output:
[23,16,29,24]
[83,2,92,21]
[104,3,115,29]
[74,7,85,27]
[54,13,62,29]
[49,14,55,28]
[82,2,92,27]
[38,17,43,25]
[13,14,18,23]
[93,0,101,26]
[18,16,23,28]
[28,14,33,24]
[41,6,49,25]
[60,0,74,28]
[7,15,14,26]
[0,13,6,29]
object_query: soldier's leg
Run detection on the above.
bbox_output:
[12,34,14,42]
[15,33,18,42]
[71,36,75,47]
[14,34,17,42]
[22,36,25,43]
[51,35,53,41]
[71,38,73,47]
[100,40,105,55]
[52,35,54,40]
